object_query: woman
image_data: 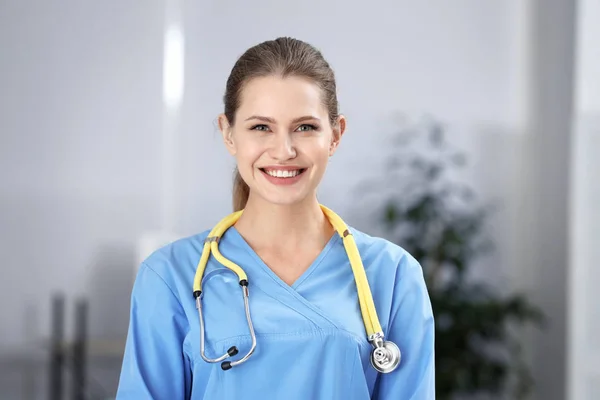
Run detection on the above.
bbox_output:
[116,37,435,399]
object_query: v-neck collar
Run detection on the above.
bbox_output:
[227,226,340,290]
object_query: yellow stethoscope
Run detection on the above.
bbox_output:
[192,204,401,373]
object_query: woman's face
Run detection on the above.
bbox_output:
[219,75,346,207]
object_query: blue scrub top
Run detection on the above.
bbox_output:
[116,225,435,399]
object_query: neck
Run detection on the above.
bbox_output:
[234,194,333,252]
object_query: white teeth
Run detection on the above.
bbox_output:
[265,169,301,178]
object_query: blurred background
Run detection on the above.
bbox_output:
[0,0,597,399]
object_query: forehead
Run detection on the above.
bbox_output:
[236,75,327,120]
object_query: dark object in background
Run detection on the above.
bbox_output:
[48,294,100,400]
[72,298,88,400]
[49,294,65,400]
[359,116,545,399]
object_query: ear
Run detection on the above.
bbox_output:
[329,115,346,156]
[218,114,236,155]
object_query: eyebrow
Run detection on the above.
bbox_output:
[244,115,321,124]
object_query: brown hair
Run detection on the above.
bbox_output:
[223,37,340,211]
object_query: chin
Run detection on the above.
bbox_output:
[258,190,314,207]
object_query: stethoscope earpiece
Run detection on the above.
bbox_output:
[221,361,232,371]
[226,346,239,357]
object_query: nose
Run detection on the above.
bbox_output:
[269,132,296,160]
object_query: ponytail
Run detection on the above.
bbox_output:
[232,167,250,211]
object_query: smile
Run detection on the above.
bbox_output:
[259,168,307,185]
[260,168,305,178]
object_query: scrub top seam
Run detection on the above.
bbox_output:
[211,327,370,348]
[249,277,323,330]
[387,253,411,331]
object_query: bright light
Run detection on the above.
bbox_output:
[163,25,184,110]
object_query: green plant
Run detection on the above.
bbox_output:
[361,117,545,399]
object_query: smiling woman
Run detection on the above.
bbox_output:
[116,37,435,400]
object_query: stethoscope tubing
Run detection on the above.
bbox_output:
[193,205,401,373]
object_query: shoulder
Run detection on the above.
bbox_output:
[133,229,212,299]
[142,229,211,269]
[349,227,433,329]
[349,226,423,280]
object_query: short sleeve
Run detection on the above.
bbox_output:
[116,263,193,399]
[373,255,435,399]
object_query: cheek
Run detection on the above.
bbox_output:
[234,138,264,169]
[307,141,332,166]
[234,136,256,156]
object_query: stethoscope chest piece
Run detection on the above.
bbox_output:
[369,334,401,374]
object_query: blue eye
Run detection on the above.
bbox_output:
[250,124,269,131]
[296,124,318,132]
